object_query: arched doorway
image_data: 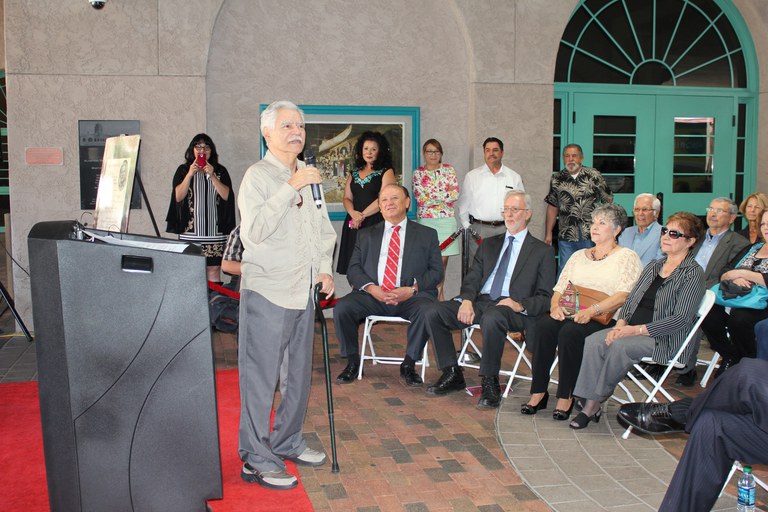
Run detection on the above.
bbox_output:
[553,0,758,219]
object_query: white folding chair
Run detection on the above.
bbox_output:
[719,460,768,497]
[358,315,429,380]
[697,351,720,388]
[614,290,716,439]
[458,324,558,398]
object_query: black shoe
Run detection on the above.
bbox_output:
[477,376,502,409]
[569,409,602,430]
[400,362,423,387]
[714,357,737,379]
[552,398,575,421]
[336,360,360,384]
[632,363,664,381]
[616,402,686,434]
[520,392,549,415]
[426,365,466,396]
[674,368,697,388]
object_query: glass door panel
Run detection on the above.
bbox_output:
[654,96,734,214]
[573,93,655,215]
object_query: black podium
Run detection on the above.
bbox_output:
[28,221,223,512]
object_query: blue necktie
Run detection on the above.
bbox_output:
[490,237,513,300]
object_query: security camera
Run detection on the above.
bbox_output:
[89,0,106,9]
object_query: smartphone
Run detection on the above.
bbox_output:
[195,152,207,168]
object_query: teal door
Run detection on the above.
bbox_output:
[573,92,736,217]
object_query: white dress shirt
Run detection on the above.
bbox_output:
[457,164,525,228]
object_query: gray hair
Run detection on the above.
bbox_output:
[592,203,628,232]
[260,100,305,135]
[634,193,661,212]
[504,190,531,210]
[712,196,738,215]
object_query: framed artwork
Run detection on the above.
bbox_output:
[79,120,141,210]
[260,105,420,220]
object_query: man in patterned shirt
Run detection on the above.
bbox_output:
[544,143,612,273]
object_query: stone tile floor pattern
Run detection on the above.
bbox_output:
[3,313,768,510]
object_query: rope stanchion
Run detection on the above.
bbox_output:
[438,229,462,252]
[207,281,338,309]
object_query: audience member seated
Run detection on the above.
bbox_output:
[702,208,768,376]
[570,212,705,429]
[679,197,749,385]
[737,192,768,243]
[617,358,768,512]
[756,318,768,361]
[333,184,442,387]
[422,191,555,409]
[617,193,663,267]
[523,204,642,421]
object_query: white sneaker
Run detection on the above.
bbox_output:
[241,463,298,490]
[284,447,327,467]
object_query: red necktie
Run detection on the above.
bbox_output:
[382,226,401,291]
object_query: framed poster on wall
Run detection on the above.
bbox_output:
[259,105,420,221]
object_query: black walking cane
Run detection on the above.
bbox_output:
[313,283,340,473]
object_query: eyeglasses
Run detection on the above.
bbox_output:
[706,207,730,215]
[425,150,442,155]
[194,144,211,151]
[501,207,529,214]
[661,226,690,239]
[633,207,655,213]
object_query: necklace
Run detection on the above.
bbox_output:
[590,244,616,261]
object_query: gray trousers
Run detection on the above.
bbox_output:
[573,328,655,401]
[238,289,314,472]
[466,221,506,266]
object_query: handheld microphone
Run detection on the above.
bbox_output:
[304,148,322,209]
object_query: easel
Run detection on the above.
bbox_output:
[0,279,33,342]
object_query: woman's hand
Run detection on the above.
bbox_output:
[550,305,566,321]
[572,308,593,324]
[732,277,753,288]
[348,210,365,229]
[202,162,215,178]
[606,322,641,344]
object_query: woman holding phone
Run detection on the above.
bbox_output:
[166,133,236,282]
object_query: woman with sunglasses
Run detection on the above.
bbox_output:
[702,207,768,373]
[166,133,236,282]
[569,212,705,429]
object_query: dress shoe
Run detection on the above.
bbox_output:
[477,376,502,409]
[336,360,360,384]
[552,398,574,421]
[616,402,686,434]
[400,363,423,387]
[520,392,549,415]
[674,368,697,387]
[714,357,737,379]
[569,408,602,430]
[426,365,466,396]
[632,363,664,381]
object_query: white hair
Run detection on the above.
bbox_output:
[634,193,661,212]
[504,190,531,210]
[260,100,304,135]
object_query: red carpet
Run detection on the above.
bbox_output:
[0,369,313,512]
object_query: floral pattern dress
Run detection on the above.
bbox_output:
[413,164,460,256]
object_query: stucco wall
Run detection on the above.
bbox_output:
[3,0,765,326]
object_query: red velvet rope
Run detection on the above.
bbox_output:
[207,281,339,309]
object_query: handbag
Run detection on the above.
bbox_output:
[710,243,768,309]
[559,281,613,325]
[711,281,768,309]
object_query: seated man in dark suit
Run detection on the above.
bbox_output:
[423,190,556,408]
[617,358,768,512]
[334,184,443,386]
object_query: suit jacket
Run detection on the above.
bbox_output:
[460,231,556,317]
[346,220,443,297]
[618,222,663,268]
[693,230,750,289]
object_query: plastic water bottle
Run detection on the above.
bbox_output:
[737,465,755,512]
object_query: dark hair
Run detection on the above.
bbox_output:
[666,211,705,244]
[422,138,443,155]
[380,183,410,200]
[483,137,504,151]
[184,133,219,167]
[353,131,394,171]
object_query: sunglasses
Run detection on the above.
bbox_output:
[661,226,690,239]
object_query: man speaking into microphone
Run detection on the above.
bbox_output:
[237,100,336,490]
